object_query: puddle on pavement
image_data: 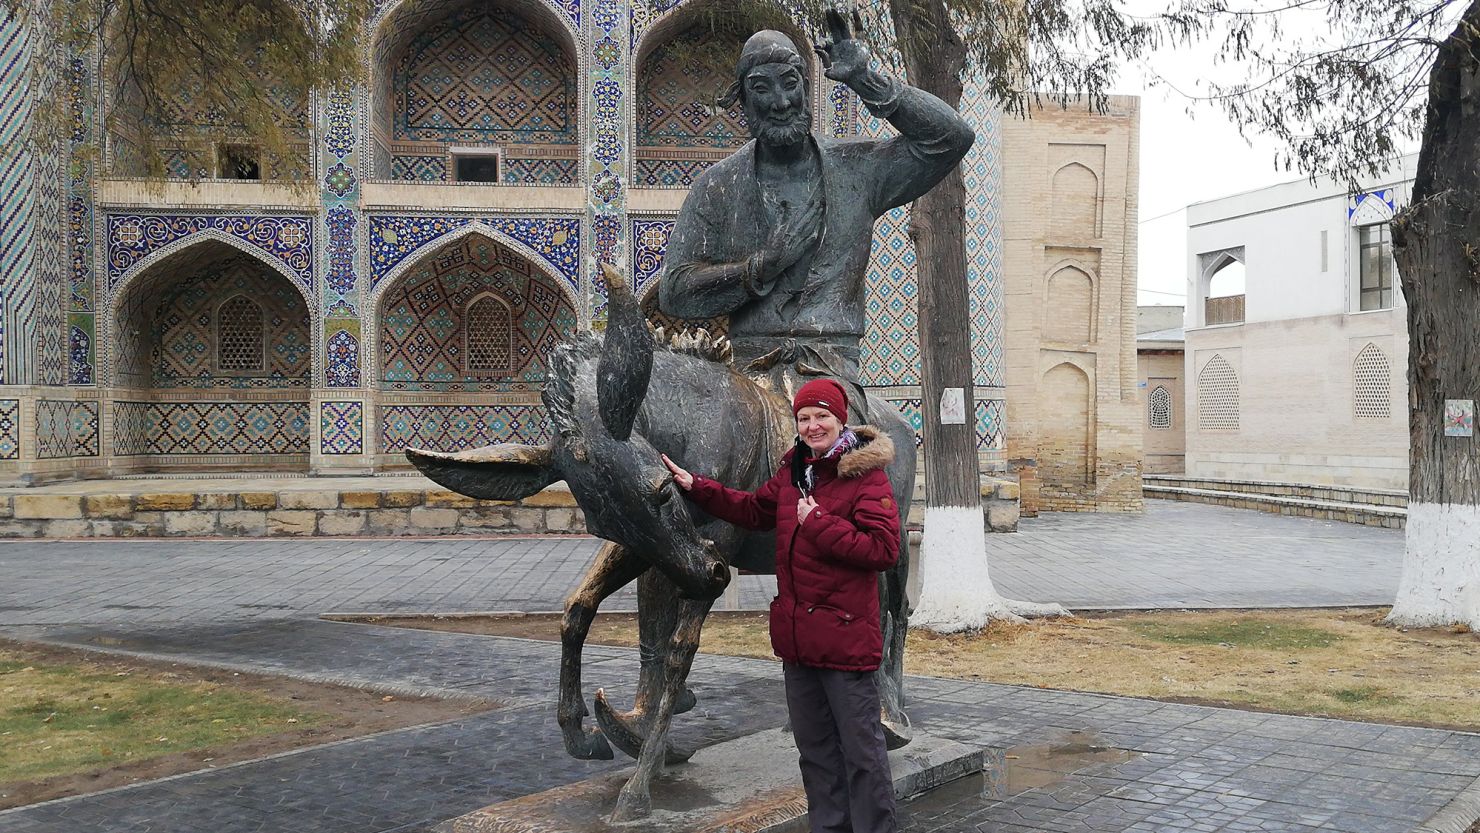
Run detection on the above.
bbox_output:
[1001,730,1136,796]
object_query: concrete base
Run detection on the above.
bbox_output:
[434,728,985,833]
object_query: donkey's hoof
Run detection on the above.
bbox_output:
[882,717,913,750]
[610,786,652,822]
[674,686,697,715]
[566,728,613,760]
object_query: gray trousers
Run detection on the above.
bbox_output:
[784,662,897,833]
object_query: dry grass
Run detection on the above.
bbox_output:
[416,608,1480,732]
[0,650,323,784]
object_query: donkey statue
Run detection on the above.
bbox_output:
[407,264,916,821]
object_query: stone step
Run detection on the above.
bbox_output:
[1143,475,1407,508]
[1143,483,1406,529]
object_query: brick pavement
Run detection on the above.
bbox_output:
[0,501,1403,629]
[0,499,1465,833]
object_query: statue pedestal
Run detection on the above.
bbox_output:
[433,728,987,833]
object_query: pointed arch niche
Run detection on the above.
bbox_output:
[370,231,577,466]
[1043,261,1096,345]
[1041,361,1095,489]
[109,239,312,472]
[633,2,818,188]
[367,0,581,184]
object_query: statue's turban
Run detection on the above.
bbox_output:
[720,30,806,108]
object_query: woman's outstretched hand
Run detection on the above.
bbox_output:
[661,454,694,491]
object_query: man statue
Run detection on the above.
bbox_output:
[659,9,975,420]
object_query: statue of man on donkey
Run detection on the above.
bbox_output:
[408,9,974,822]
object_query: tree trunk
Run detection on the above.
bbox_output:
[1387,0,1480,630]
[889,0,1066,629]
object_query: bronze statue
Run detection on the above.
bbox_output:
[408,9,974,822]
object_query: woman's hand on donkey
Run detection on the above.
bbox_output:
[661,454,694,491]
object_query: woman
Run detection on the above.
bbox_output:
[662,377,900,833]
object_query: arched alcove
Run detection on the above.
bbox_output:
[1197,354,1240,431]
[368,0,580,183]
[1044,264,1095,344]
[1353,343,1391,420]
[1200,251,1246,325]
[1050,162,1100,239]
[1041,362,1093,487]
[110,240,311,470]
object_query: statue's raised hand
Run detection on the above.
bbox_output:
[813,7,871,84]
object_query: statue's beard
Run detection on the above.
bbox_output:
[754,113,811,147]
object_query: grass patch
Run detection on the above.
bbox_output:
[0,652,321,783]
[383,608,1480,732]
[1125,618,1342,650]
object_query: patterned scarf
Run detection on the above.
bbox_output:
[793,428,859,497]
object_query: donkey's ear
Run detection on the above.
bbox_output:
[405,444,558,500]
[597,261,652,441]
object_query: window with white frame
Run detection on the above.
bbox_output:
[1358,223,1396,311]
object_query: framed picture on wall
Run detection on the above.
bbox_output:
[1444,399,1475,438]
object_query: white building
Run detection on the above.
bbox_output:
[1183,155,1416,490]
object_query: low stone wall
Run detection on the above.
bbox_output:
[0,475,1023,538]
[0,486,588,539]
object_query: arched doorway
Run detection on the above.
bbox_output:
[372,232,578,466]
[368,0,580,184]
[111,240,312,471]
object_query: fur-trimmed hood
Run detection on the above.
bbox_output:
[836,425,895,479]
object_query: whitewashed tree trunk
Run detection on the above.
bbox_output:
[1386,0,1480,631]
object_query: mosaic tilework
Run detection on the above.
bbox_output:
[962,78,1005,389]
[636,28,748,149]
[829,82,857,138]
[141,259,311,389]
[68,313,92,385]
[502,157,581,185]
[67,57,95,385]
[320,401,364,455]
[1348,188,1397,224]
[35,399,99,459]
[633,157,716,188]
[588,0,627,311]
[107,215,315,298]
[1,10,33,384]
[379,237,577,390]
[391,155,448,181]
[880,397,1002,451]
[394,8,577,146]
[381,403,551,453]
[862,203,920,386]
[111,401,310,455]
[631,218,673,296]
[369,215,582,294]
[0,399,18,459]
[326,324,362,388]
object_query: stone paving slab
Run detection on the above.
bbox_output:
[1,619,1475,833]
[0,501,1403,629]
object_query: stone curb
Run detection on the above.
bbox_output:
[1415,773,1480,833]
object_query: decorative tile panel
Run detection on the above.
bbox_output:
[112,401,310,455]
[587,0,627,314]
[68,313,92,385]
[881,397,1003,451]
[369,215,581,293]
[636,29,748,149]
[320,401,364,455]
[106,215,315,298]
[322,87,361,386]
[381,404,551,452]
[0,399,18,459]
[394,8,578,146]
[35,400,99,459]
[326,323,362,388]
[379,237,577,390]
[1,11,33,384]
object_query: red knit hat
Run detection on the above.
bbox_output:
[792,378,848,423]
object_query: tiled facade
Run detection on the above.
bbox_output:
[0,0,1134,504]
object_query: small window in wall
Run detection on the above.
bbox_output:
[1353,343,1392,419]
[465,295,513,375]
[217,295,265,372]
[1197,354,1240,431]
[452,149,501,183]
[218,144,261,180]
[1359,223,1396,311]
[1148,385,1172,430]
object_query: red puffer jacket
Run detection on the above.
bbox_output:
[685,426,900,672]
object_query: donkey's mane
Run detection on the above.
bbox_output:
[650,325,732,365]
